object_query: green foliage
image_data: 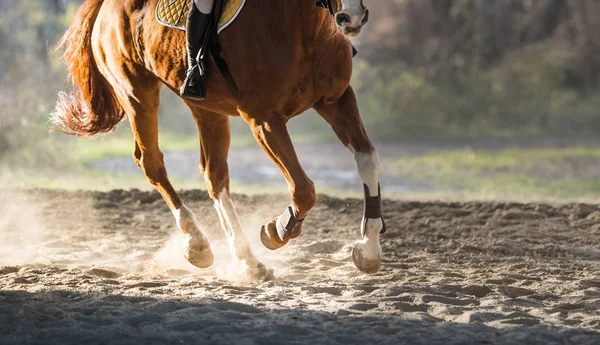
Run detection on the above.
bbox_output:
[352,39,600,138]
[386,147,600,201]
[352,0,600,138]
[0,1,72,129]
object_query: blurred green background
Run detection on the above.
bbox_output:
[1,0,600,201]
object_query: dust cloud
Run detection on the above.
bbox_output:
[0,189,293,282]
[0,192,46,266]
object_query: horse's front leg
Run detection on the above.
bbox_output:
[240,110,316,250]
[315,87,386,274]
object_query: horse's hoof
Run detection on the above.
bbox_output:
[184,244,214,268]
[260,221,289,250]
[288,225,303,239]
[352,245,381,274]
[245,262,276,283]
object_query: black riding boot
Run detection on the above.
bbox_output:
[180,3,211,100]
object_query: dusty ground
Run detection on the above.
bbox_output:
[1,188,600,344]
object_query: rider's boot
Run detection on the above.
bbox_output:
[180,3,211,100]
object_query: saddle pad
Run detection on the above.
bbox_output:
[157,0,246,33]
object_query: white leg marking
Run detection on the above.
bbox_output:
[214,190,259,267]
[355,150,383,239]
[355,221,383,261]
[354,151,384,266]
[173,204,213,268]
[173,204,208,245]
[173,205,198,234]
[355,151,380,197]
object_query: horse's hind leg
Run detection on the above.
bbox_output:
[188,107,272,281]
[315,87,385,274]
[112,70,214,268]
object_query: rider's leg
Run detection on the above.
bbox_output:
[180,0,215,100]
[193,0,214,13]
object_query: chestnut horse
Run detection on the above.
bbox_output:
[52,0,384,281]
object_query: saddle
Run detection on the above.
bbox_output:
[156,0,245,32]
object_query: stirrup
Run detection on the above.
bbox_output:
[180,64,206,101]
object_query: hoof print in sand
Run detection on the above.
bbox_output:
[86,268,122,279]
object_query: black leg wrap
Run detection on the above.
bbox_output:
[276,205,304,241]
[362,184,386,237]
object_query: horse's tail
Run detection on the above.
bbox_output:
[50,0,125,137]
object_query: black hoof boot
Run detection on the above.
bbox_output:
[180,64,206,101]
